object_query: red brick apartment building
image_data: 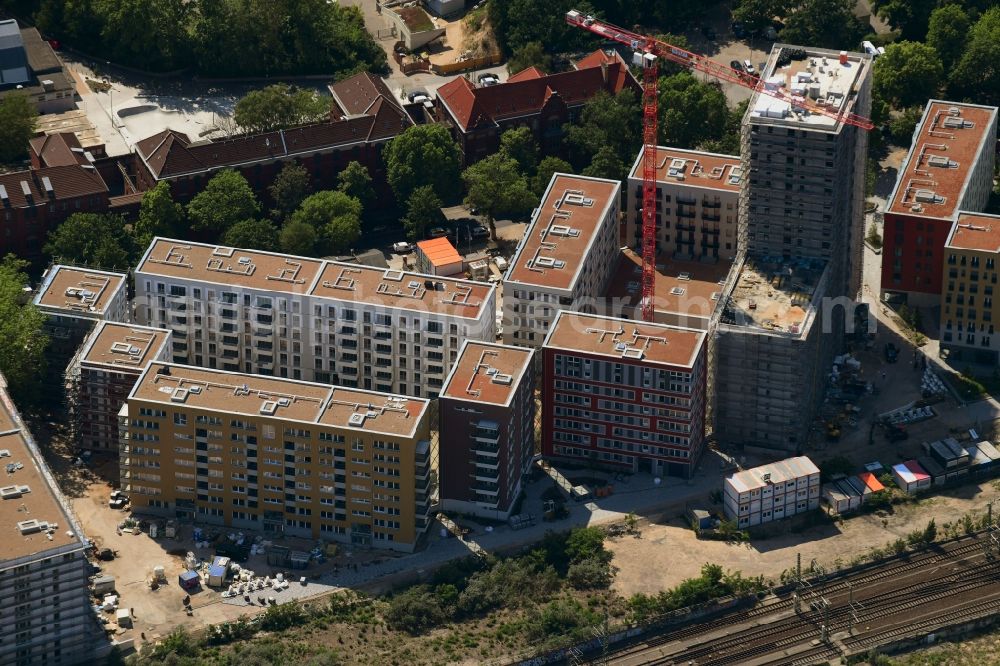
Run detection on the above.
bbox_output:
[541,312,707,478]
[133,72,413,204]
[438,341,535,519]
[881,100,997,306]
[435,49,639,163]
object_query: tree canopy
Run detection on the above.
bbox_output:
[462,154,536,238]
[337,161,374,205]
[44,213,135,269]
[0,255,47,402]
[187,170,261,236]
[780,0,867,50]
[234,85,331,134]
[659,73,729,150]
[506,42,552,75]
[499,127,540,176]
[874,41,944,109]
[949,7,1000,106]
[222,218,279,251]
[0,93,36,164]
[134,181,185,249]
[268,163,311,221]
[403,186,444,242]
[870,0,938,41]
[927,4,970,71]
[731,0,786,35]
[533,156,574,197]
[582,146,626,182]
[33,0,388,78]
[563,90,641,173]
[279,219,319,256]
[289,191,362,254]
[384,124,462,205]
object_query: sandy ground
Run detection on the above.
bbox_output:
[610,479,1000,597]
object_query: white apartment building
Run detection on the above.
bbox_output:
[134,239,496,399]
[723,456,821,528]
[33,264,129,326]
[626,146,742,261]
[503,174,621,349]
[0,373,97,665]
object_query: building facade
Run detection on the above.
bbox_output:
[0,372,97,665]
[134,238,496,399]
[881,101,998,305]
[541,312,707,478]
[625,146,742,260]
[120,363,433,552]
[742,45,872,300]
[940,212,1000,363]
[723,456,821,528]
[439,341,535,519]
[503,174,621,349]
[435,49,639,164]
[67,322,171,452]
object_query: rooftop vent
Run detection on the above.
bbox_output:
[110,342,139,355]
[562,192,594,207]
[17,519,50,535]
[348,412,367,427]
[928,155,958,168]
[667,158,687,177]
[237,257,251,265]
[0,184,7,201]
[407,280,420,289]
[188,385,203,395]
[948,106,961,117]
[0,485,29,499]
[549,224,581,238]
[943,116,974,129]
[277,397,291,407]
[384,270,404,282]
[622,347,644,359]
[170,387,189,403]
[915,189,943,204]
[259,400,278,415]
[671,286,685,296]
[492,373,513,385]
[0,450,10,458]
[678,272,692,281]
[212,246,235,258]
[41,176,53,194]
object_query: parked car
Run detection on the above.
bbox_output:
[730,59,743,72]
[471,225,489,239]
[884,342,899,363]
[479,75,499,87]
[743,60,756,75]
[392,241,413,254]
[428,227,448,239]
[407,90,429,103]
[109,490,129,510]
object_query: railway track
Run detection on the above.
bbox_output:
[593,535,1000,665]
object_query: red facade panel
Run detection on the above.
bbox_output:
[880,211,951,297]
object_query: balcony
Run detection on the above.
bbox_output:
[474,456,500,470]
[474,470,500,483]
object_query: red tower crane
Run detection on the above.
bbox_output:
[565,10,873,321]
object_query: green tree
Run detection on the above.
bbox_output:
[0,256,47,402]
[927,4,970,71]
[873,41,944,108]
[403,186,444,241]
[659,72,729,149]
[780,0,867,50]
[870,0,938,41]
[44,213,135,269]
[222,218,278,251]
[565,526,610,564]
[279,219,318,255]
[94,0,192,71]
[888,106,924,145]
[134,181,185,248]
[268,163,311,221]
[384,124,462,204]
[582,145,626,182]
[654,33,691,76]
[532,156,574,197]
[499,126,539,175]
[290,191,362,254]
[187,170,261,236]
[701,99,749,156]
[0,93,36,163]
[563,89,641,172]
[950,7,1000,106]
[507,41,553,75]
[923,518,938,543]
[731,0,788,36]
[462,153,536,239]
[234,84,330,134]
[385,586,448,634]
[337,161,373,205]
[488,0,597,55]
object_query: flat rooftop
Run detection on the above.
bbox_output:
[629,146,742,193]
[138,238,493,320]
[130,363,428,438]
[544,312,705,369]
[34,265,126,317]
[416,237,462,268]
[310,262,492,320]
[887,101,998,220]
[751,45,869,130]
[945,212,1000,253]
[441,341,533,406]
[506,174,619,292]
[137,239,325,296]
[727,456,819,493]
[0,391,87,562]
[605,248,732,322]
[79,322,170,371]
[721,258,826,335]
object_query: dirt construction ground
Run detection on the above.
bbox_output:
[609,479,1000,598]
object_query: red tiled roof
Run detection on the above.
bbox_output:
[507,66,545,83]
[137,108,413,180]
[437,49,639,132]
[329,71,403,117]
[29,132,88,167]
[0,164,107,208]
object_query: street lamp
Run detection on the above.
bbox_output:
[102,76,115,129]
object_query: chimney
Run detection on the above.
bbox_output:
[600,61,608,85]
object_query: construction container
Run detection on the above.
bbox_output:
[207,556,230,588]
[892,460,931,494]
[92,575,116,595]
[822,484,852,514]
[116,609,132,628]
[178,570,200,591]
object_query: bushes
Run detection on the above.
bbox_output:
[627,563,767,624]
[385,586,449,634]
